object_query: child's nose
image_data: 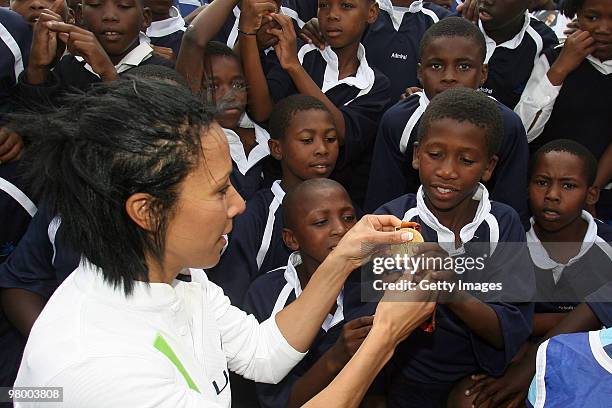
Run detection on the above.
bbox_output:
[101,5,119,21]
[30,0,46,9]
[441,68,457,83]
[544,184,561,201]
[435,158,458,179]
[313,139,329,155]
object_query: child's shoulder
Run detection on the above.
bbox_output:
[421,2,454,20]
[383,92,425,121]
[373,193,418,217]
[595,219,612,242]
[526,14,559,49]
[488,200,525,236]
[248,265,287,293]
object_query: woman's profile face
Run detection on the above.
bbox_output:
[163,122,245,271]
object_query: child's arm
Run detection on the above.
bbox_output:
[286,316,374,408]
[268,14,347,144]
[515,30,595,141]
[593,142,612,192]
[25,6,65,85]
[239,0,280,122]
[532,312,567,337]
[175,0,240,93]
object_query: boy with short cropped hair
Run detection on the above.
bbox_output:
[18,0,173,101]
[206,94,340,307]
[375,88,534,408]
[240,0,390,207]
[366,17,530,227]
[244,178,372,408]
[463,141,612,405]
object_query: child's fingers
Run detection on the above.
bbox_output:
[346,315,374,330]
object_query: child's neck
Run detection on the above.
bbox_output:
[151,11,172,22]
[534,215,589,264]
[485,12,525,45]
[297,256,337,314]
[391,0,417,7]
[425,193,480,247]
[534,214,588,244]
[296,257,320,289]
[332,42,361,80]
[108,40,139,65]
[280,172,305,193]
[235,127,257,157]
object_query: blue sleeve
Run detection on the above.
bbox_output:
[265,51,298,103]
[205,196,267,307]
[489,106,530,229]
[470,207,535,375]
[0,9,31,111]
[337,72,391,167]
[365,109,414,213]
[585,282,612,327]
[0,162,34,264]
[0,208,59,299]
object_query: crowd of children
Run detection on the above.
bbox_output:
[0,0,610,406]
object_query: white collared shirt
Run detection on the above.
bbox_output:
[75,34,153,77]
[514,46,612,142]
[146,6,186,38]
[297,43,376,99]
[402,183,495,256]
[15,262,305,407]
[223,116,271,176]
[271,252,344,332]
[527,210,601,283]
[480,11,533,63]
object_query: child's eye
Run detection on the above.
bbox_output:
[343,214,356,223]
[318,2,328,8]
[430,63,443,70]
[461,157,475,165]
[118,3,132,8]
[232,81,246,90]
[584,14,598,21]
[427,151,441,159]
[458,63,471,71]
[302,138,313,144]
[535,179,548,187]
[562,183,576,190]
[326,136,337,143]
[341,2,355,8]
[313,219,328,226]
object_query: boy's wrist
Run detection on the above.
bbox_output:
[547,61,572,86]
[25,66,49,85]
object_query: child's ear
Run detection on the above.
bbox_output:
[412,142,420,170]
[142,7,152,30]
[417,63,423,85]
[268,138,283,161]
[480,154,499,183]
[585,185,600,207]
[282,228,300,251]
[125,193,155,232]
[367,1,379,24]
[480,63,489,87]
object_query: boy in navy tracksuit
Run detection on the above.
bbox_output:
[362,0,452,105]
[475,0,559,108]
[205,95,340,307]
[527,140,612,326]
[373,88,534,408]
[240,0,390,207]
[17,0,172,104]
[145,0,185,55]
[244,179,373,408]
[366,17,530,227]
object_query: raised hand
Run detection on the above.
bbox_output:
[268,13,300,70]
[299,18,326,50]
[548,29,595,85]
[47,21,118,81]
[26,0,66,84]
[239,0,278,34]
